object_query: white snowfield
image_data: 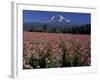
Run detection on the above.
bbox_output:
[49,15,71,23]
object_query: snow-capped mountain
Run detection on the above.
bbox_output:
[48,15,71,23]
[23,15,83,32]
[45,15,81,28]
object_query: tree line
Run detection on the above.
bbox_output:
[29,24,91,34]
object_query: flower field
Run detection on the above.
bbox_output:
[23,32,91,69]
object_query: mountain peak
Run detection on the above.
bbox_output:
[49,15,71,23]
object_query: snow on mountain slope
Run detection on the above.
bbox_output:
[48,15,71,23]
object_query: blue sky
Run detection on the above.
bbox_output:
[23,10,91,24]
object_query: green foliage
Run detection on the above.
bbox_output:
[29,25,35,32]
[43,24,48,32]
[29,28,33,32]
[71,53,79,66]
[24,56,30,65]
[38,58,46,68]
[58,40,71,67]
[62,52,71,67]
[46,61,60,68]
[27,23,90,34]
[29,57,40,68]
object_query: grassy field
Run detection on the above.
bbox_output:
[23,32,91,69]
